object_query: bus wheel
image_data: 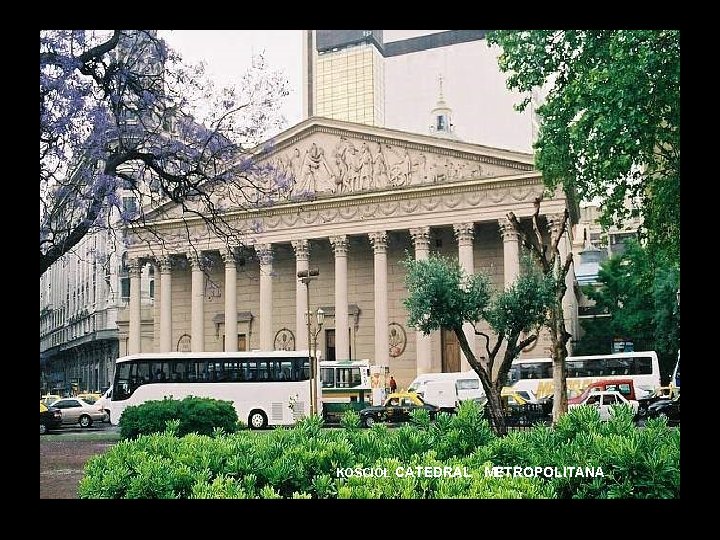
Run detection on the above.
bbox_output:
[248,410,268,430]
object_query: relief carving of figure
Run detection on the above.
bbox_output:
[357,142,374,191]
[389,149,413,187]
[296,143,334,194]
[374,144,389,188]
[332,139,356,193]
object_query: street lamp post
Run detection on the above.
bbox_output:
[298,267,320,416]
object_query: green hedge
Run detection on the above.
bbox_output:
[118,396,240,439]
[81,401,679,499]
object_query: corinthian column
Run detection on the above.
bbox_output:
[410,227,432,375]
[256,244,274,351]
[369,232,388,369]
[499,217,520,287]
[128,258,142,354]
[330,235,349,361]
[188,252,205,352]
[223,249,237,352]
[159,256,173,352]
[292,239,310,352]
[454,222,475,372]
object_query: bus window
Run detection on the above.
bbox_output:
[634,356,652,375]
[321,368,335,388]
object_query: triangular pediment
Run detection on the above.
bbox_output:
[145,117,536,221]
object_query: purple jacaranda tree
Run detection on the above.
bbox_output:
[40,30,290,277]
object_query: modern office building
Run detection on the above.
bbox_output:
[303,30,539,152]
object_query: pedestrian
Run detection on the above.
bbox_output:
[389,376,397,393]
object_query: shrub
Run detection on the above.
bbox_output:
[81,404,679,499]
[119,396,238,439]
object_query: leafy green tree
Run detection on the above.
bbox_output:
[487,30,680,268]
[403,254,555,435]
[576,240,679,380]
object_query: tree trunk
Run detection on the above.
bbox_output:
[485,385,508,436]
[453,326,508,436]
[551,304,569,423]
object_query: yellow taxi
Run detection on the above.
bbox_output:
[359,392,439,427]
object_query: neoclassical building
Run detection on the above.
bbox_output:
[119,117,578,388]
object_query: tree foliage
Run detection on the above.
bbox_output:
[576,240,679,380]
[487,30,680,267]
[403,254,555,435]
[40,30,289,277]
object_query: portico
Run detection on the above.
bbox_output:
[120,117,576,388]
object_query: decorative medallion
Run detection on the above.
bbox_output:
[177,334,191,352]
[388,322,407,358]
[274,328,295,351]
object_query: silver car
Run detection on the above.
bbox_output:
[50,398,105,428]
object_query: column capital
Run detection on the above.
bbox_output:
[498,217,520,242]
[221,248,237,266]
[291,239,310,262]
[255,244,274,266]
[410,227,431,250]
[368,231,388,254]
[453,222,474,246]
[330,235,349,256]
[128,258,142,278]
[159,255,173,274]
[186,252,205,271]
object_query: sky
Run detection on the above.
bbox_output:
[159,30,304,135]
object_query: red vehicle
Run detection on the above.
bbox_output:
[567,379,640,406]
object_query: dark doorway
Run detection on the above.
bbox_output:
[441,328,461,372]
[325,329,336,361]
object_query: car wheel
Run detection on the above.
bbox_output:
[40,423,48,435]
[248,410,268,430]
[79,415,92,428]
[363,415,375,428]
[658,411,669,421]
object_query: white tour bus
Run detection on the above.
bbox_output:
[109,351,319,429]
[407,370,485,404]
[508,351,661,400]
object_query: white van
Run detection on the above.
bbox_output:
[408,371,485,406]
[421,380,458,412]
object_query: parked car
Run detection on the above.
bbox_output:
[359,392,439,427]
[50,397,105,428]
[646,395,680,426]
[40,402,62,434]
[569,390,639,421]
[567,378,642,406]
[637,387,679,418]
